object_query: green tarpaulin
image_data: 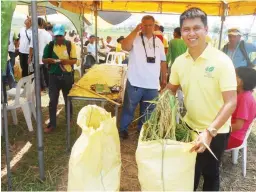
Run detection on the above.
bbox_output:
[1,1,17,73]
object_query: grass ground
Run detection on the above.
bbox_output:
[1,72,256,191]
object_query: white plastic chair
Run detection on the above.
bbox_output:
[106,52,126,64]
[2,75,35,132]
[225,118,256,177]
[7,74,34,98]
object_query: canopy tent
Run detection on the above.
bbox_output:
[2,0,256,190]
[49,0,256,16]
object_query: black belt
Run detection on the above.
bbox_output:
[50,73,72,76]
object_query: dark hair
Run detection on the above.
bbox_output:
[159,26,164,33]
[180,7,207,27]
[45,22,53,31]
[236,67,256,91]
[142,15,155,22]
[174,27,181,37]
[89,35,96,38]
[38,17,45,28]
[117,36,124,43]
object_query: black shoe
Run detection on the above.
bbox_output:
[119,130,129,139]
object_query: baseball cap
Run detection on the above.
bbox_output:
[228,28,242,36]
[53,24,65,36]
[155,20,161,26]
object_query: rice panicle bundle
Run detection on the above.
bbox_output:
[142,90,196,142]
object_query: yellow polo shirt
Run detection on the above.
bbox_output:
[169,44,237,133]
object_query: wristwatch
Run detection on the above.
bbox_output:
[207,127,218,137]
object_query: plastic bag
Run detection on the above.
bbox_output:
[136,127,197,191]
[68,105,121,191]
[14,62,22,79]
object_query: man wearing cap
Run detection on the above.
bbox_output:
[42,24,77,133]
[223,28,256,68]
[119,15,167,139]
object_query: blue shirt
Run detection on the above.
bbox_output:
[225,42,256,68]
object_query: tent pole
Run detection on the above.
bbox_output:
[81,13,85,76]
[2,81,12,190]
[218,3,228,50]
[31,0,45,180]
[95,8,98,62]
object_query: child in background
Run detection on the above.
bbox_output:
[227,67,256,149]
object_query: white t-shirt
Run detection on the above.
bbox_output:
[30,29,52,64]
[8,31,16,52]
[104,40,116,52]
[19,27,32,54]
[127,35,166,89]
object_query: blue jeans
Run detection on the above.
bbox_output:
[120,80,158,132]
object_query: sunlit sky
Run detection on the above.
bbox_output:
[12,9,256,34]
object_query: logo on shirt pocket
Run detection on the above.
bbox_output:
[204,66,215,78]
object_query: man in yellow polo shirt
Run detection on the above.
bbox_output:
[42,24,77,133]
[165,8,237,191]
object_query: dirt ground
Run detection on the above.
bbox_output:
[56,124,256,191]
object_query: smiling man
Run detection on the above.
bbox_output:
[164,8,237,191]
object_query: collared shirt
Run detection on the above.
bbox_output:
[224,41,256,68]
[128,34,166,89]
[30,29,52,64]
[169,44,237,133]
[19,27,32,54]
[87,42,96,56]
[43,40,77,74]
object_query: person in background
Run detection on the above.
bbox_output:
[8,31,18,71]
[154,21,164,43]
[159,25,169,54]
[119,15,167,139]
[166,27,187,69]
[116,36,128,64]
[87,35,96,58]
[116,36,125,52]
[222,28,256,68]
[18,16,32,77]
[42,24,77,133]
[102,36,116,52]
[165,8,237,191]
[227,67,256,149]
[28,17,52,91]
[45,22,54,40]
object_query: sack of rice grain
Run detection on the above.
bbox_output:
[136,91,197,191]
[68,105,121,191]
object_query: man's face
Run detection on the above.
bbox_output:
[141,19,155,36]
[228,35,241,46]
[89,37,95,44]
[181,17,208,49]
[55,35,65,43]
[107,37,112,43]
[24,17,32,28]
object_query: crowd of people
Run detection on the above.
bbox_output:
[4,7,256,191]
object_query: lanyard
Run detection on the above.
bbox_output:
[229,42,240,61]
[140,33,155,58]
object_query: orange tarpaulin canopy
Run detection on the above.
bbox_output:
[49,0,256,16]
